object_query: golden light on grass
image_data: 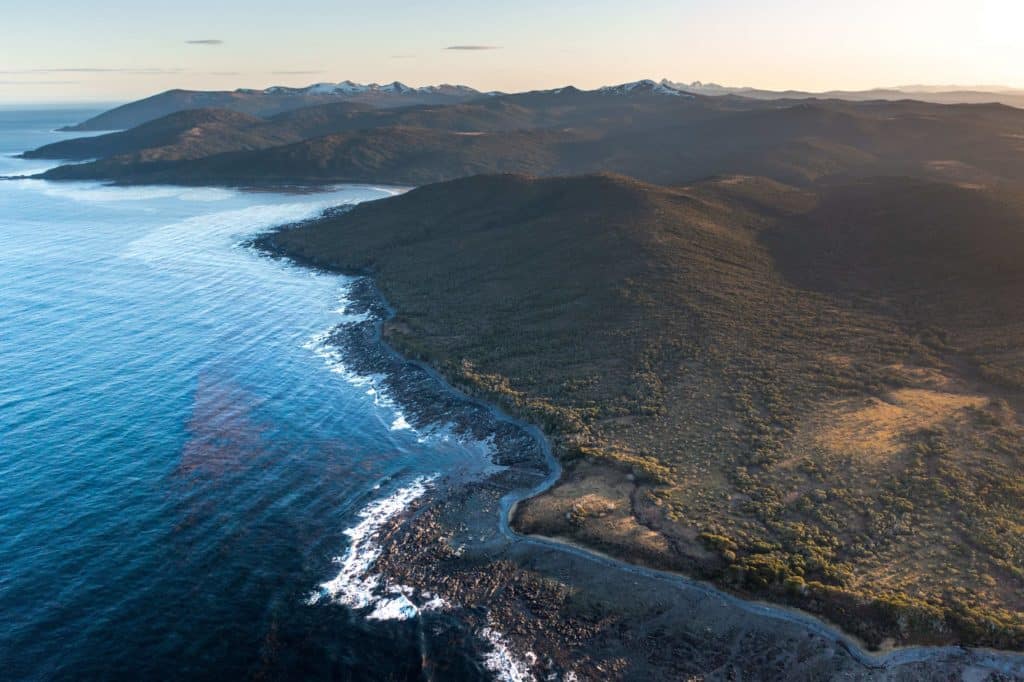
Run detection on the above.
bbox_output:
[816,388,987,461]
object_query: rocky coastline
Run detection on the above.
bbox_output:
[254,226,1024,681]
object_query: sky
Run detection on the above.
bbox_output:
[1,0,1021,103]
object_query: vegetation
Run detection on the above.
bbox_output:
[21,108,283,161]
[37,91,1024,190]
[59,83,483,132]
[261,172,1024,650]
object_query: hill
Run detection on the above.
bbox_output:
[40,96,1024,190]
[61,81,488,131]
[29,81,726,171]
[25,97,547,163]
[258,172,1024,650]
[22,108,299,162]
[668,79,1024,108]
[39,126,588,185]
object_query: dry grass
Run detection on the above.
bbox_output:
[814,387,987,461]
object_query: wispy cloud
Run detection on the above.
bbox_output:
[271,70,324,75]
[0,68,182,74]
[445,45,501,51]
[0,80,81,85]
[186,39,223,45]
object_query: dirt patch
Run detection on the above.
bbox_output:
[815,387,987,461]
[514,459,674,563]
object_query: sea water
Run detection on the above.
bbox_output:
[0,110,498,680]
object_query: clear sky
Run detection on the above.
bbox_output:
[2,0,1021,103]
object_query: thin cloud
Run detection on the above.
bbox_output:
[445,45,501,51]
[0,68,182,74]
[0,80,81,85]
[271,70,323,75]
[186,39,223,45]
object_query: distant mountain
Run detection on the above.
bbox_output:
[40,126,580,186]
[40,94,1024,191]
[26,79,712,171]
[256,80,482,98]
[29,80,731,165]
[595,79,693,97]
[664,79,1024,108]
[23,108,300,161]
[61,81,490,132]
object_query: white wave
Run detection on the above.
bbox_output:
[420,591,452,612]
[330,288,371,323]
[480,626,536,682]
[366,588,419,621]
[390,414,412,431]
[303,331,386,395]
[304,323,500,456]
[303,286,420,438]
[308,475,437,621]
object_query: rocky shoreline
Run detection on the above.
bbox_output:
[254,227,1024,681]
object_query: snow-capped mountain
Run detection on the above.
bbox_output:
[595,79,693,97]
[254,81,485,97]
[65,80,491,131]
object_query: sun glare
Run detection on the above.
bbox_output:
[979,0,1024,46]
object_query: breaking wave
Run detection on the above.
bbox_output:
[480,625,537,682]
[302,287,419,439]
[307,475,442,621]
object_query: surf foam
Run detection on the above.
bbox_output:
[303,285,422,439]
[308,475,437,621]
[480,625,537,682]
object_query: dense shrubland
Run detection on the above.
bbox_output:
[262,172,1024,649]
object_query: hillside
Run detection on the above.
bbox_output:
[667,79,1024,108]
[25,98,547,164]
[61,81,487,131]
[37,94,1024,189]
[30,83,725,175]
[39,126,586,185]
[22,108,299,161]
[258,173,1024,649]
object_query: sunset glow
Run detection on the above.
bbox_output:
[1,0,1021,103]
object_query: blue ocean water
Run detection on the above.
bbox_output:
[0,111,495,680]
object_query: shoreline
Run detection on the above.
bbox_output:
[254,218,1024,679]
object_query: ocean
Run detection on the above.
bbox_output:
[0,109,501,680]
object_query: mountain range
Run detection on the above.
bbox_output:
[60,80,491,132]
[666,79,1024,108]
[59,78,1024,134]
[30,81,1024,192]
